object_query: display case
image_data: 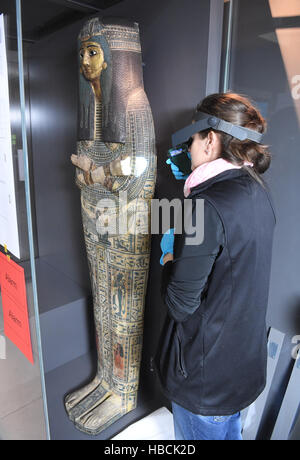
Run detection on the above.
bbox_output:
[1,0,299,441]
[0,0,48,440]
[0,0,213,440]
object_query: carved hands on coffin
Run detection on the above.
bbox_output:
[70,153,134,189]
[71,154,92,171]
[71,154,105,186]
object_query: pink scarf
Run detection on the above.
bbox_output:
[183,158,253,197]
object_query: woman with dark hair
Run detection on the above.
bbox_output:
[156,92,276,440]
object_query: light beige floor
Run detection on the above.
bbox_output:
[0,293,47,440]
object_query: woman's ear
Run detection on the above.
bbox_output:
[208,130,216,146]
[210,131,222,157]
[204,131,214,152]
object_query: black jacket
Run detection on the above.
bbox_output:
[155,168,276,415]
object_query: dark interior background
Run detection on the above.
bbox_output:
[1,0,299,440]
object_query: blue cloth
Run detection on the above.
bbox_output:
[166,152,191,180]
[172,402,242,440]
[160,228,175,265]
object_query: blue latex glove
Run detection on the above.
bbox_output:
[160,228,175,265]
[166,152,191,180]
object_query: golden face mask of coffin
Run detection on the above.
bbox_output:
[79,41,107,82]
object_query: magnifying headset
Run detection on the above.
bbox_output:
[167,111,264,175]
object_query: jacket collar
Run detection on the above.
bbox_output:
[187,168,250,197]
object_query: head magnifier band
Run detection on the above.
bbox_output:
[171,112,263,148]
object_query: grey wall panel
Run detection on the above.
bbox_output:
[289,405,300,440]
[242,328,285,440]
[206,0,224,95]
[271,353,300,440]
